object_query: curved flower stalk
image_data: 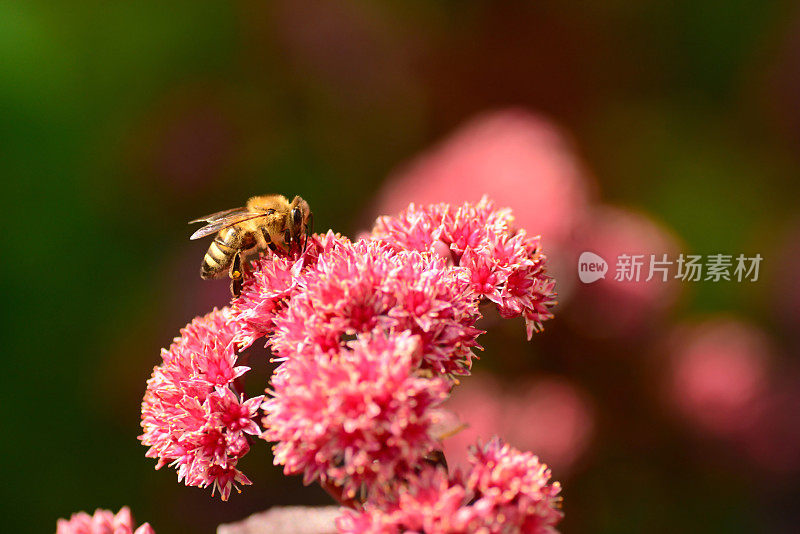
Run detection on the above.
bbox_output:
[336,439,563,534]
[57,507,154,534]
[140,198,560,527]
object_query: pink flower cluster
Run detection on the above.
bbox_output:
[232,231,484,376]
[57,507,154,534]
[264,332,451,499]
[266,236,483,375]
[337,439,563,534]
[370,197,556,338]
[232,239,326,349]
[140,308,263,500]
[140,200,559,512]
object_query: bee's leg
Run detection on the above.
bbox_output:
[235,233,258,271]
[303,212,314,251]
[258,227,277,252]
[253,227,267,251]
[283,229,292,251]
[229,252,244,297]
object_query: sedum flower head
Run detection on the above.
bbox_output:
[230,232,342,349]
[336,467,472,534]
[337,439,562,534]
[465,438,564,533]
[263,331,450,499]
[142,199,559,503]
[266,235,483,375]
[140,308,263,500]
[371,197,556,338]
[57,507,154,534]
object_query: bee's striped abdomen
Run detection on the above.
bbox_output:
[201,227,238,279]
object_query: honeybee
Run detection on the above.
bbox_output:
[189,194,313,296]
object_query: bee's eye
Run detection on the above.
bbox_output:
[292,208,301,226]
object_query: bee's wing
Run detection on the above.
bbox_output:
[189,207,251,224]
[189,210,266,240]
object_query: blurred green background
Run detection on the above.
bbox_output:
[2,1,799,533]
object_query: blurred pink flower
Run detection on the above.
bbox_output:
[372,109,592,253]
[264,331,450,499]
[57,507,154,534]
[440,375,504,471]
[499,379,593,474]
[140,308,263,500]
[665,317,772,437]
[567,206,683,338]
[442,375,593,475]
[739,373,800,474]
[217,506,339,534]
[337,439,562,534]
